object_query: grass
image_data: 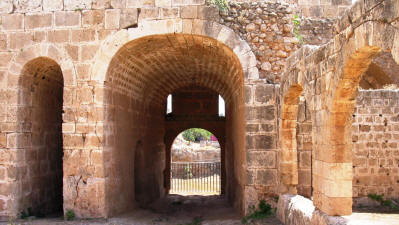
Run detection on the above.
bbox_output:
[368,193,398,210]
[65,209,75,221]
[242,200,273,224]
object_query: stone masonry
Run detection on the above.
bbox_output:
[0,0,397,224]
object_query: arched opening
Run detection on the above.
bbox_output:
[314,46,399,215]
[170,128,221,196]
[103,34,245,216]
[351,52,399,212]
[17,57,64,216]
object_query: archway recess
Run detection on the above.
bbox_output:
[18,57,64,216]
[96,31,249,217]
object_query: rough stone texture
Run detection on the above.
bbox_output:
[352,90,399,199]
[219,2,297,83]
[281,0,399,216]
[0,0,397,222]
[277,194,348,225]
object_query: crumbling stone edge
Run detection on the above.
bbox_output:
[277,194,348,225]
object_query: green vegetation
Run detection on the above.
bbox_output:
[368,193,398,210]
[65,209,75,221]
[182,128,212,142]
[241,200,273,224]
[206,0,229,11]
[292,15,304,45]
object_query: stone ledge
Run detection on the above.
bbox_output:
[277,194,348,225]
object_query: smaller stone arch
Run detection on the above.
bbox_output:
[279,84,303,194]
[14,56,65,217]
[8,43,75,89]
[1,43,76,218]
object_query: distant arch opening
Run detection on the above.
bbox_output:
[170,129,221,196]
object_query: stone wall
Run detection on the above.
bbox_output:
[219,1,297,83]
[218,1,338,83]
[0,0,259,218]
[286,0,353,19]
[0,0,391,221]
[244,83,279,208]
[352,90,399,199]
[296,97,312,197]
[280,0,399,216]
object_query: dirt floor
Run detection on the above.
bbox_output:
[345,204,399,225]
[1,195,282,225]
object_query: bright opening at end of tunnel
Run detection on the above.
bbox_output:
[170,128,221,196]
[219,95,225,117]
[167,94,172,114]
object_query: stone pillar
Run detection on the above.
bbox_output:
[279,84,303,194]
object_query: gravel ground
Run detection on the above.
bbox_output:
[0,195,282,225]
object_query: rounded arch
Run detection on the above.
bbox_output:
[98,22,250,216]
[318,44,398,216]
[169,128,222,195]
[170,127,224,146]
[90,21,258,94]
[15,56,65,216]
[8,43,75,88]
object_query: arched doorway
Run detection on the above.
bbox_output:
[18,57,64,216]
[100,33,246,216]
[170,128,221,196]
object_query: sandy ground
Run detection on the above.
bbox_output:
[344,206,399,225]
[170,175,221,196]
[1,195,282,225]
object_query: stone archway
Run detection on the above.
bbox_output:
[81,22,257,217]
[17,57,64,216]
[280,0,399,216]
[316,46,382,215]
[4,44,75,218]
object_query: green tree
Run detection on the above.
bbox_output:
[182,128,212,142]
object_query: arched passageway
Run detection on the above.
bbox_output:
[17,57,64,216]
[102,33,246,216]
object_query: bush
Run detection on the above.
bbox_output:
[242,200,273,224]
[65,210,75,221]
[206,0,229,11]
[182,128,212,142]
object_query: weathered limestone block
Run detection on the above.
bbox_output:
[14,0,42,13]
[0,0,13,13]
[43,0,63,11]
[64,0,93,10]
[120,8,138,28]
[277,194,348,225]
